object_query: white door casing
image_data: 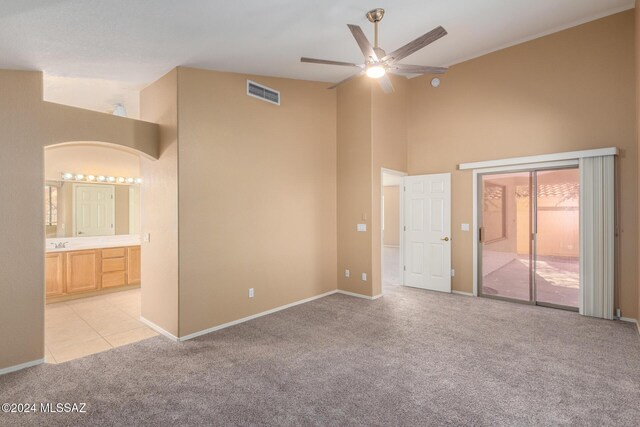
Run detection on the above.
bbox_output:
[74,184,115,237]
[403,173,451,293]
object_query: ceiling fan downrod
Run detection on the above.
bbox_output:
[366,8,385,49]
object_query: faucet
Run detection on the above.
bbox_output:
[52,242,69,249]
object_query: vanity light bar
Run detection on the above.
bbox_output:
[60,172,142,184]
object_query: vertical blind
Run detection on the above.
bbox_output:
[579,155,615,319]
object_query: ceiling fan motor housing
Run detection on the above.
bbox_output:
[366,8,385,23]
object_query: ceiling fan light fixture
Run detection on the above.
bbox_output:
[366,65,386,79]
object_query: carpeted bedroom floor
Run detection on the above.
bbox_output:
[1,284,640,426]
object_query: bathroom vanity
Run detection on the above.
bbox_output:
[43,177,143,303]
[45,236,141,302]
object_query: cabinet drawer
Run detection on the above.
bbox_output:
[102,247,125,259]
[102,257,125,273]
[102,271,126,288]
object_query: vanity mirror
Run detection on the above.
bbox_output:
[45,181,140,238]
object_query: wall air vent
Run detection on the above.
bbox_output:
[247,80,280,105]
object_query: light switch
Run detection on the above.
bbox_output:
[461,223,470,231]
[361,273,367,281]
[357,224,367,232]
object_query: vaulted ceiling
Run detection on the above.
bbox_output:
[0,0,633,116]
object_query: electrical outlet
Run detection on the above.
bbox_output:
[249,288,254,298]
[361,273,367,281]
[345,269,350,278]
[451,269,455,277]
[143,232,151,243]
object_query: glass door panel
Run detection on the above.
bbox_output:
[534,168,580,309]
[480,172,532,302]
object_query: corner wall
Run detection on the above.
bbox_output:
[407,10,638,318]
[139,69,180,337]
[176,68,337,336]
[337,77,373,296]
[371,77,408,296]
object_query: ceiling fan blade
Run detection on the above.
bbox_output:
[383,26,447,63]
[378,75,394,94]
[390,64,448,74]
[328,71,363,89]
[347,24,378,62]
[301,57,361,67]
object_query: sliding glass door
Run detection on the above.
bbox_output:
[478,167,579,310]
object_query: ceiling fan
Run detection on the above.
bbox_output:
[301,8,448,93]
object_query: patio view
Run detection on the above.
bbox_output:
[481,168,580,308]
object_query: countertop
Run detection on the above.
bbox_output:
[46,235,142,253]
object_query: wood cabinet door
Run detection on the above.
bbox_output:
[65,250,100,293]
[127,246,141,285]
[45,253,65,297]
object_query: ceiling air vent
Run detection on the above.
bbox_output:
[247,80,280,106]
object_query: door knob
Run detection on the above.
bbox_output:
[441,237,449,241]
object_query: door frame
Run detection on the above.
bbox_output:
[381,168,407,288]
[472,160,579,297]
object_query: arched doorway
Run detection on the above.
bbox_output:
[43,141,156,363]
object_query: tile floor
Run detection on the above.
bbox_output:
[45,288,157,364]
[383,246,401,288]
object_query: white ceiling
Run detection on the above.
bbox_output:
[1,0,633,115]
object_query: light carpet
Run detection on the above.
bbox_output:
[1,284,639,426]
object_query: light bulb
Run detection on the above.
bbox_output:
[107,176,116,183]
[117,177,125,183]
[366,65,386,79]
[97,176,106,182]
[62,172,73,180]
[135,178,143,184]
[75,174,84,180]
[87,175,96,181]
[126,177,134,184]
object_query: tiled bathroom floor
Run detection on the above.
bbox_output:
[45,288,157,364]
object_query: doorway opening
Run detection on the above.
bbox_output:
[43,142,157,364]
[478,166,580,311]
[381,169,406,292]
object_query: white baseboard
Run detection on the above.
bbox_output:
[452,290,474,297]
[336,289,383,300]
[0,358,44,376]
[139,316,179,342]
[383,245,400,248]
[619,317,640,335]
[179,290,338,342]
[143,288,385,343]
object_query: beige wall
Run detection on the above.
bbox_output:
[336,75,409,297]
[139,69,180,337]
[371,77,408,296]
[44,144,141,181]
[636,3,640,322]
[407,11,637,318]
[383,186,400,246]
[337,77,373,296]
[0,69,159,371]
[176,68,337,336]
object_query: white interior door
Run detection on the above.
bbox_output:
[403,173,451,293]
[75,184,115,237]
